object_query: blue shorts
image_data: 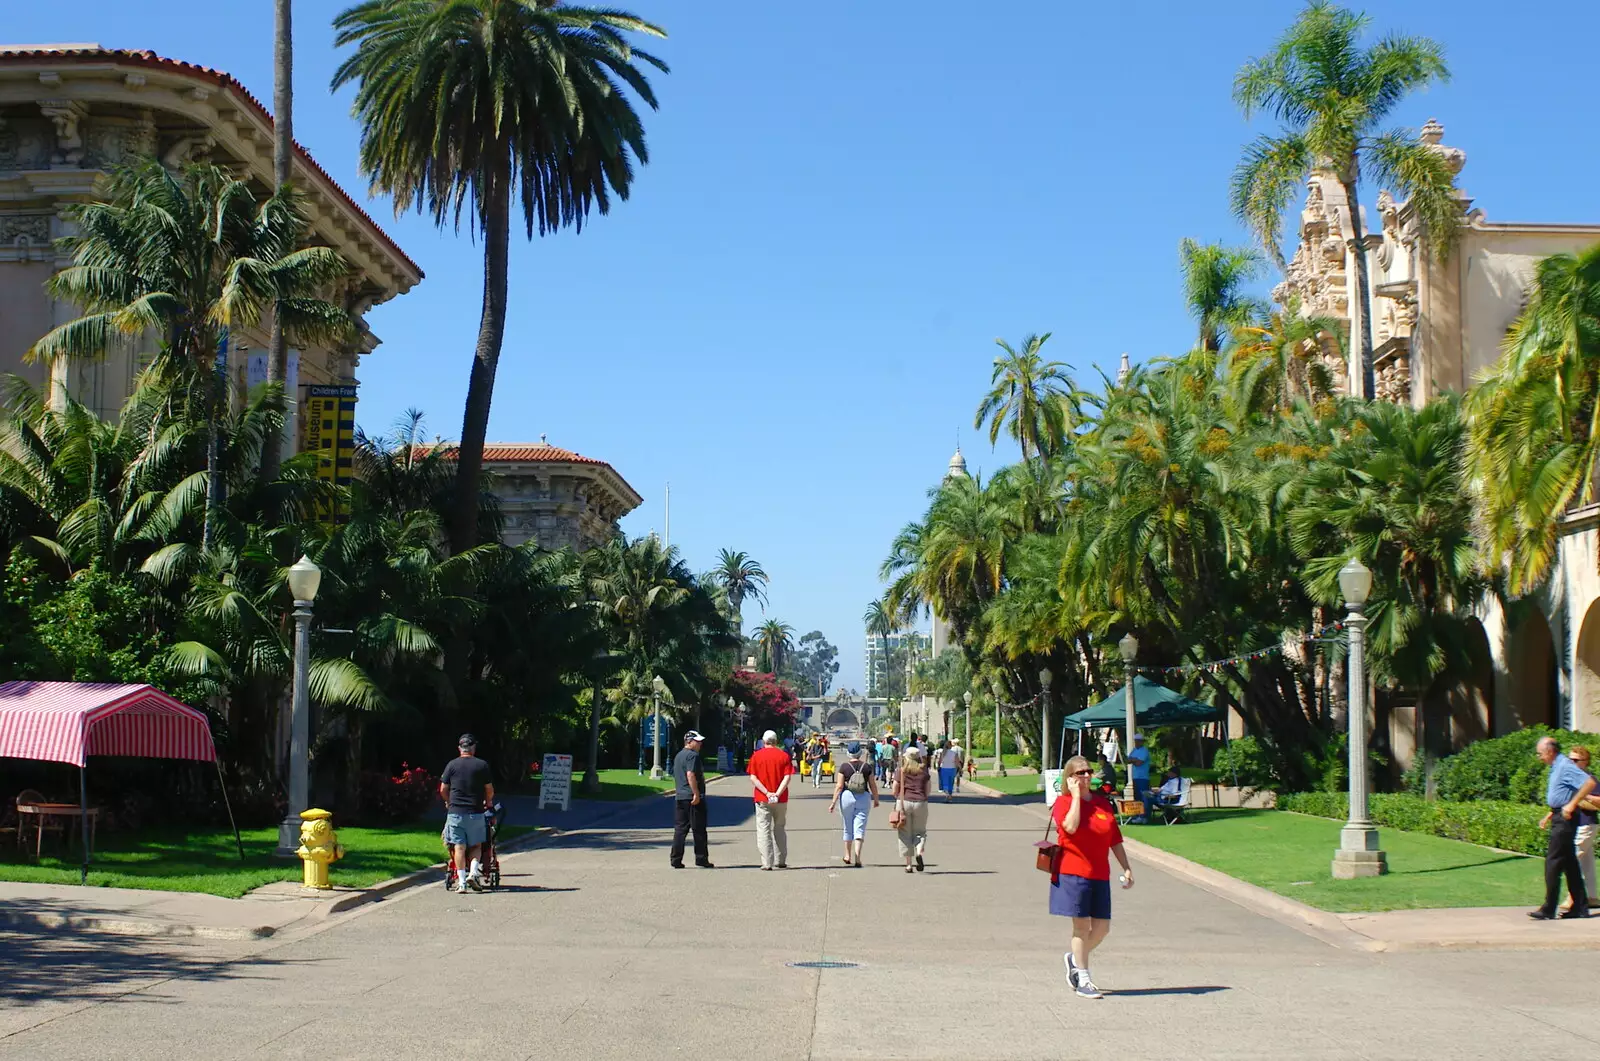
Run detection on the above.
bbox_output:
[1048,874,1112,920]
[938,766,957,793]
[444,812,487,847]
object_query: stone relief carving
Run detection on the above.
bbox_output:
[0,214,51,246]
[38,100,88,166]
[161,134,215,169]
[81,115,158,170]
[0,118,54,171]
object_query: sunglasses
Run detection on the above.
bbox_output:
[1071,769,1095,776]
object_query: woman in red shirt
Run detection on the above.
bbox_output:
[1049,754,1134,999]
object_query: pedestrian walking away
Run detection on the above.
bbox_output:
[1048,754,1134,999]
[670,730,713,869]
[1564,745,1599,911]
[1530,736,1595,919]
[439,733,494,893]
[748,730,793,870]
[808,737,827,788]
[876,736,896,784]
[829,741,881,867]
[892,746,933,873]
[938,739,961,802]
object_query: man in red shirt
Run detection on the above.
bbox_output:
[748,729,795,870]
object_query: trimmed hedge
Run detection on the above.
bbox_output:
[1279,791,1546,856]
[1403,725,1600,803]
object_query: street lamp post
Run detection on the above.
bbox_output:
[1333,559,1387,878]
[1039,667,1054,789]
[649,675,668,781]
[992,681,1006,777]
[1118,633,1139,802]
[963,690,972,763]
[275,555,321,858]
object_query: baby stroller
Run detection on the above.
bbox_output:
[443,799,504,891]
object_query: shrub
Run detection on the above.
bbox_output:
[357,763,439,824]
[1212,736,1275,790]
[1423,726,1600,803]
[1279,791,1547,856]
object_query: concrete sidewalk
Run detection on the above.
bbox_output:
[0,786,683,943]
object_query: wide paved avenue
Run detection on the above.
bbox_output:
[2,777,1596,1061]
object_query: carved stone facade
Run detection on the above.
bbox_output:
[0,46,422,428]
[476,441,642,552]
[1274,117,1600,760]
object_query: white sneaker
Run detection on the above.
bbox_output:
[1064,953,1080,987]
[1075,972,1103,999]
[467,870,485,892]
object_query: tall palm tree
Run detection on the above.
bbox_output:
[27,160,351,551]
[1179,238,1264,353]
[1228,298,1345,414]
[974,334,1078,463]
[862,598,899,698]
[332,1,668,555]
[1231,1,1454,397]
[712,548,768,646]
[1465,242,1600,593]
[262,0,297,484]
[755,618,793,675]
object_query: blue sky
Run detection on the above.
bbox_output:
[11,1,1600,692]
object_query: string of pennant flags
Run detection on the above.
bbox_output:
[1139,620,1347,678]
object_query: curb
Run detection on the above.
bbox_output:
[0,907,276,942]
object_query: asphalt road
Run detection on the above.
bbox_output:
[2,775,1597,1060]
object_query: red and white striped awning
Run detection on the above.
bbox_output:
[0,682,216,768]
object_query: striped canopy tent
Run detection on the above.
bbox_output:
[0,682,232,882]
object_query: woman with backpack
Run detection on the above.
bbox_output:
[828,741,880,867]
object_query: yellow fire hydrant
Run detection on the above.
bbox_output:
[295,808,345,889]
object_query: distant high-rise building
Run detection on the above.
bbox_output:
[864,631,931,698]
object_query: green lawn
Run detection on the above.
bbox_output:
[562,768,734,802]
[0,822,535,899]
[976,773,1049,796]
[1124,809,1542,912]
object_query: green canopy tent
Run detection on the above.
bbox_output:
[1062,675,1222,731]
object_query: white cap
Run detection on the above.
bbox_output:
[1133,732,1146,742]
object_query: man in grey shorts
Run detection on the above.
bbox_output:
[439,733,495,892]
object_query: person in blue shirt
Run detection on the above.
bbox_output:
[1531,736,1597,920]
[1127,733,1152,822]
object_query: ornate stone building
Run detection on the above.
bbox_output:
[1275,119,1600,764]
[478,440,642,551]
[0,45,422,438]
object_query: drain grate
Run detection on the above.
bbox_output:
[788,960,860,970]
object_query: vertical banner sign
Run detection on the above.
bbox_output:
[538,753,573,811]
[302,385,357,521]
[1043,769,1064,808]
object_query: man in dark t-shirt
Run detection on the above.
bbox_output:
[670,730,712,868]
[439,733,495,892]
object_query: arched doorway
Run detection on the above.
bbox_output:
[825,707,861,732]
[1423,618,1494,758]
[1508,608,1560,730]
[1574,599,1600,733]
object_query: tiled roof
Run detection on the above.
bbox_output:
[0,46,422,280]
[481,443,608,465]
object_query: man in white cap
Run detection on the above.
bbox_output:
[747,730,793,870]
[1128,732,1152,822]
[670,730,713,868]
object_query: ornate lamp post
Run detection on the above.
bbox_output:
[1118,633,1139,802]
[649,675,668,780]
[963,690,972,763]
[992,680,1007,777]
[1039,666,1054,789]
[1333,558,1387,878]
[276,555,321,857]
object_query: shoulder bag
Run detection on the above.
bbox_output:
[1034,812,1060,876]
[888,800,905,828]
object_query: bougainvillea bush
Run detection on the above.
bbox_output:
[357,764,439,824]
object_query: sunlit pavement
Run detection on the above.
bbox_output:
[1,777,1596,1060]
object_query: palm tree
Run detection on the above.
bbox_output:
[755,618,794,676]
[862,598,899,697]
[1231,1,1454,397]
[1465,242,1600,593]
[332,1,668,555]
[974,334,1078,463]
[712,548,768,646]
[262,0,297,483]
[1180,238,1264,353]
[28,160,352,550]
[1228,298,1345,414]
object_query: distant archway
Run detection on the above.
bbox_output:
[825,707,861,731]
[1508,608,1559,730]
[1575,599,1600,733]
